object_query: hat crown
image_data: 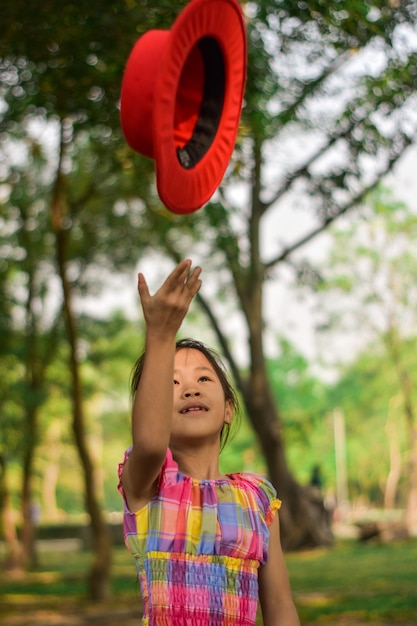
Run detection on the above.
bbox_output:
[121,30,169,159]
[120,0,247,214]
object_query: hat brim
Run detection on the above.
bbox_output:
[154,0,246,214]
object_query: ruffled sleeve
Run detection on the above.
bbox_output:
[117,446,178,505]
[234,472,281,527]
[117,446,132,505]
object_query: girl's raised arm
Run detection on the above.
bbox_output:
[121,259,202,512]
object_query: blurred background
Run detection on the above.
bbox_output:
[1,0,417,623]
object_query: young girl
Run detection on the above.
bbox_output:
[118,259,300,626]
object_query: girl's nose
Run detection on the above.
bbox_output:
[184,389,200,398]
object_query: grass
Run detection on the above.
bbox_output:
[286,538,417,623]
[1,537,416,624]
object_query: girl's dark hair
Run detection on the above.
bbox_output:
[130,338,240,451]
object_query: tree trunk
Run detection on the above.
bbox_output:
[17,262,44,571]
[21,414,38,570]
[55,225,112,601]
[242,336,333,549]
[238,140,333,549]
[51,127,112,601]
[384,400,402,510]
[0,455,21,570]
[42,453,61,522]
[385,324,417,535]
[405,421,417,534]
[199,279,333,549]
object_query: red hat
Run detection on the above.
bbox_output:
[120,0,247,214]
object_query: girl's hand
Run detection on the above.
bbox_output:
[138,259,202,339]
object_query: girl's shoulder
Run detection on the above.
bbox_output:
[227,471,281,522]
[118,446,177,493]
[228,470,277,497]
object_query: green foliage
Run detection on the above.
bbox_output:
[0,0,189,126]
[221,411,267,476]
[0,354,26,457]
[267,338,332,484]
[1,0,417,551]
[2,307,413,519]
[310,187,417,506]
[327,343,407,505]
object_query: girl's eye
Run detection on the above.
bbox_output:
[173,379,179,385]
[199,376,209,382]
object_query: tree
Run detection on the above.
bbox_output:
[116,0,417,548]
[266,338,330,486]
[2,0,417,553]
[0,0,186,596]
[0,132,63,568]
[312,186,417,532]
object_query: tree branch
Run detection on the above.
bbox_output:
[274,49,353,130]
[260,126,351,214]
[195,289,247,395]
[161,228,247,394]
[264,132,417,271]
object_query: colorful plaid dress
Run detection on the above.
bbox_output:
[118,448,280,626]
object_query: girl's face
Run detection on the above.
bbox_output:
[170,348,233,447]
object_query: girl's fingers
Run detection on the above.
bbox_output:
[164,260,201,295]
[168,259,192,287]
[186,266,202,295]
[137,272,150,303]
[138,260,202,306]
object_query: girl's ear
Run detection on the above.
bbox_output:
[224,400,234,425]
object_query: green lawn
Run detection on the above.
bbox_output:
[1,538,416,624]
[286,538,417,623]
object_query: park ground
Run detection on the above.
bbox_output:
[1,535,417,626]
